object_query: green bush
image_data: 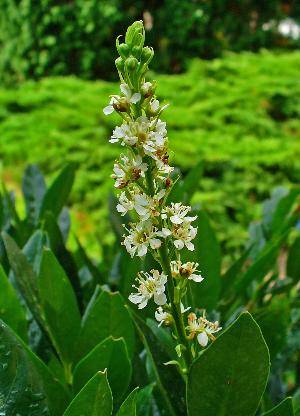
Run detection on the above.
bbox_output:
[0,0,299,83]
[1,51,300,255]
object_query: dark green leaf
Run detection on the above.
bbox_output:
[40,163,76,220]
[22,164,46,226]
[23,229,48,274]
[2,232,44,326]
[73,337,131,403]
[262,187,289,235]
[38,248,81,365]
[117,387,139,416]
[43,212,82,309]
[136,384,154,416]
[287,236,300,283]
[185,210,221,310]
[187,312,270,416]
[0,264,27,341]
[78,291,135,360]
[262,397,294,415]
[271,188,300,235]
[0,320,69,416]
[63,371,112,416]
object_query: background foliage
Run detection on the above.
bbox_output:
[1,50,300,255]
[0,0,299,83]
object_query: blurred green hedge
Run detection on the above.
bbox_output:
[0,0,299,83]
[1,51,300,254]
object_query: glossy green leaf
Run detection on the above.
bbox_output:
[63,371,112,416]
[2,232,44,326]
[22,164,46,226]
[187,312,270,416]
[0,264,27,341]
[0,320,69,416]
[116,387,139,416]
[185,210,221,310]
[136,384,154,416]
[23,230,49,273]
[38,248,81,365]
[73,336,131,402]
[43,212,82,307]
[263,397,294,415]
[78,291,135,360]
[40,163,76,220]
[287,236,300,283]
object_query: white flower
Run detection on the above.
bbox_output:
[103,96,118,115]
[129,270,167,309]
[120,83,141,104]
[116,192,134,216]
[173,223,197,251]
[109,116,168,166]
[123,220,162,257]
[103,83,141,115]
[112,154,147,188]
[141,81,153,96]
[162,203,197,225]
[170,261,203,283]
[155,307,170,326]
[149,99,160,113]
[187,312,222,348]
[110,123,138,146]
[134,189,165,220]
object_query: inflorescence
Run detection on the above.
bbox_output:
[104,21,221,360]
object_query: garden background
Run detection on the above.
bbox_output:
[1,0,300,259]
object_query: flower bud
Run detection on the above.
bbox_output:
[141,81,154,98]
[132,45,142,59]
[125,57,138,72]
[113,97,130,113]
[140,47,154,64]
[125,20,145,48]
[117,42,130,58]
[115,57,125,73]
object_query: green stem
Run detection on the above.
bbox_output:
[144,155,192,370]
[159,242,192,370]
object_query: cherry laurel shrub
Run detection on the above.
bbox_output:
[0,21,300,416]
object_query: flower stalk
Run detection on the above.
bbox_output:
[104,20,221,374]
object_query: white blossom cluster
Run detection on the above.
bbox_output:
[104,65,220,349]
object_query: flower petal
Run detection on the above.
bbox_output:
[197,331,209,347]
[103,105,114,115]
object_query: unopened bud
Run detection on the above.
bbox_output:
[141,47,154,64]
[125,21,145,47]
[125,57,138,71]
[113,97,130,113]
[117,43,130,58]
[115,57,125,73]
[132,45,142,59]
